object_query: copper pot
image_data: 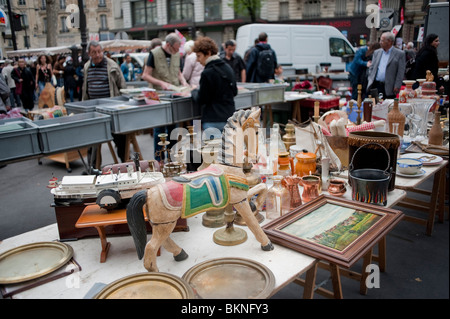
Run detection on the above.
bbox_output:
[295,149,317,177]
[300,175,320,203]
[327,179,347,197]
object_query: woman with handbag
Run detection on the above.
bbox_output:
[35,54,53,97]
[12,59,36,111]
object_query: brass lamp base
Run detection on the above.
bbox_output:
[213,206,247,246]
[202,208,226,228]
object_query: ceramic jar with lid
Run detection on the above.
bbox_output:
[294,149,316,177]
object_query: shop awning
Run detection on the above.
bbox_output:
[6,45,79,58]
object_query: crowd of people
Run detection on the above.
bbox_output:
[348,31,442,100]
[0,30,443,164]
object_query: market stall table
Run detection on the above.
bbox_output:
[394,157,448,235]
[0,213,317,299]
[285,181,406,299]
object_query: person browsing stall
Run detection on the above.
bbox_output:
[141,33,189,90]
[82,41,127,163]
[191,37,237,136]
[367,32,405,99]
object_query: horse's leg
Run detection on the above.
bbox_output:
[162,235,189,262]
[247,183,268,212]
[233,199,274,251]
[143,222,174,272]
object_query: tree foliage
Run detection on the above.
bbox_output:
[230,0,264,23]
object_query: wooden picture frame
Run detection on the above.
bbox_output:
[263,195,403,268]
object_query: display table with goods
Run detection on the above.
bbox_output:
[237,83,287,127]
[0,113,114,171]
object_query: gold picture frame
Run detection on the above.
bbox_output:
[263,195,403,268]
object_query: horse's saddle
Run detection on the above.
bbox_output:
[157,165,230,218]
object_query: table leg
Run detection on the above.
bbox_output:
[107,141,119,164]
[377,236,386,272]
[437,166,446,223]
[329,263,343,299]
[302,261,318,299]
[95,226,111,263]
[426,169,442,235]
[360,249,373,295]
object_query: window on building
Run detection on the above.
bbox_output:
[60,16,69,33]
[21,14,28,28]
[205,0,221,20]
[304,0,321,18]
[60,0,66,10]
[41,0,46,10]
[43,17,47,33]
[24,35,30,48]
[279,1,289,20]
[132,1,158,26]
[168,0,193,23]
[18,0,26,5]
[335,0,347,16]
[354,0,366,15]
[100,14,108,30]
[99,0,106,7]
[329,38,353,57]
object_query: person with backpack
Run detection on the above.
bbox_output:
[246,32,278,83]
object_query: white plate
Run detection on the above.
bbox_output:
[400,153,443,166]
[396,169,426,178]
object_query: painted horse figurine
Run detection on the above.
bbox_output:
[127,107,274,272]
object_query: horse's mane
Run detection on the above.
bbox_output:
[218,109,254,165]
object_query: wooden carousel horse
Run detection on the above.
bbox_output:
[127,107,274,272]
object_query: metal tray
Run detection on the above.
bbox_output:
[94,272,195,299]
[182,257,275,299]
[0,242,74,284]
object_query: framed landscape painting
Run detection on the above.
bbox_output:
[263,195,403,268]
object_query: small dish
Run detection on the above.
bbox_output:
[396,169,426,178]
[397,158,423,175]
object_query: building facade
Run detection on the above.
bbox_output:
[1,0,445,57]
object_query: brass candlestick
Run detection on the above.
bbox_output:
[356,84,362,125]
[282,123,296,151]
[313,101,320,123]
[213,205,247,246]
[156,133,170,167]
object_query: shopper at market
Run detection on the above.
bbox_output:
[245,32,278,83]
[413,33,440,86]
[53,55,66,87]
[191,36,237,137]
[142,33,188,162]
[35,54,54,97]
[141,32,188,90]
[348,42,380,100]
[367,32,406,99]
[1,59,21,108]
[11,59,35,111]
[219,40,246,83]
[120,53,136,82]
[82,41,127,164]
[63,56,77,103]
[182,40,204,88]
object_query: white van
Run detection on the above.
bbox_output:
[236,24,355,76]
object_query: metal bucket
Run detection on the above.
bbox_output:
[348,131,400,191]
[349,143,392,206]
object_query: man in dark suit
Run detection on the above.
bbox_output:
[367,32,406,99]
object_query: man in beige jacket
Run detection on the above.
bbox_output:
[82,41,127,164]
[82,41,126,101]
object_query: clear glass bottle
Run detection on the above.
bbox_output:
[265,176,291,219]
